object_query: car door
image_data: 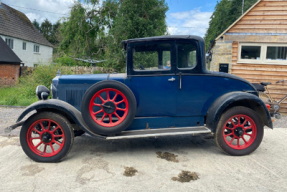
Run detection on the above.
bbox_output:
[129,41,178,117]
[175,41,209,118]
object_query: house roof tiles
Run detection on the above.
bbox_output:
[0,3,53,47]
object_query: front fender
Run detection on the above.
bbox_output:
[17,99,105,138]
[206,92,273,132]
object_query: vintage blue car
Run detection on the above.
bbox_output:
[9,35,273,162]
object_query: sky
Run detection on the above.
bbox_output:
[1,0,217,37]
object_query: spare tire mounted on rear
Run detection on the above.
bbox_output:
[81,81,137,135]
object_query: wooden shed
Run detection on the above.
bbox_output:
[209,0,287,113]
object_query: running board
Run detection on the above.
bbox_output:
[106,126,211,140]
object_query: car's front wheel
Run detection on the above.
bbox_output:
[215,107,264,156]
[20,112,74,162]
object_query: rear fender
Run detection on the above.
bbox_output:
[206,92,273,132]
[17,99,104,138]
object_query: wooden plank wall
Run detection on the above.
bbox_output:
[231,42,287,112]
[228,0,287,34]
[227,0,287,112]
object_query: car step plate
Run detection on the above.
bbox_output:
[106,126,211,140]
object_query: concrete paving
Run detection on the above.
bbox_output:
[0,128,287,192]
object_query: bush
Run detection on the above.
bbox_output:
[93,70,102,74]
[54,55,77,66]
[0,64,73,106]
[18,64,73,98]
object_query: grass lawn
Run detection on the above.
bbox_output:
[0,86,38,106]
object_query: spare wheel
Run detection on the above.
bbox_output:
[81,80,137,135]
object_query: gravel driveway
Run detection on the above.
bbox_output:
[0,106,287,191]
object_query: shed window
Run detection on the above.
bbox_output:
[23,42,26,50]
[238,43,287,65]
[34,45,40,53]
[241,46,261,60]
[5,38,13,49]
[267,46,287,61]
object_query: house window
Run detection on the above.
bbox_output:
[34,45,40,53]
[5,38,13,49]
[23,42,26,50]
[241,46,261,60]
[238,43,287,64]
[266,46,287,61]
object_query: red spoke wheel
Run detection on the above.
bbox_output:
[81,81,137,135]
[215,107,264,156]
[20,112,74,162]
[89,88,129,127]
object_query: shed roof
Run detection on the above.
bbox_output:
[215,0,262,41]
[0,3,53,47]
[0,37,22,64]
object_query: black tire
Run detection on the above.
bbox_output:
[20,112,74,162]
[215,107,264,156]
[81,80,137,135]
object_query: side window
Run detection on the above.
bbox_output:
[177,43,197,69]
[133,43,171,71]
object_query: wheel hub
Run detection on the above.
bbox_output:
[102,101,116,114]
[41,132,52,143]
[234,127,244,137]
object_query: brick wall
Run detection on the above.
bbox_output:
[0,64,20,87]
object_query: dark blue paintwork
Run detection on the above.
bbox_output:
[45,35,272,132]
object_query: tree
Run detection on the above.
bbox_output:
[40,19,53,43]
[32,19,41,31]
[58,1,116,59]
[32,19,60,46]
[105,0,168,71]
[50,21,61,46]
[204,0,258,50]
[57,0,168,70]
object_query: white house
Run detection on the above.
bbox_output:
[0,2,53,67]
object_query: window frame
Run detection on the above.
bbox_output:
[175,40,201,74]
[238,43,287,65]
[34,44,40,53]
[5,38,14,49]
[129,41,176,76]
[176,42,198,71]
[23,42,27,51]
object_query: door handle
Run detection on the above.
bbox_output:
[168,77,175,82]
[179,72,182,89]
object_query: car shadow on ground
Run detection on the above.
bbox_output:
[67,133,224,161]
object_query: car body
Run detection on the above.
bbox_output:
[10,35,273,162]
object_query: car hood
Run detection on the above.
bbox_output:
[57,74,110,84]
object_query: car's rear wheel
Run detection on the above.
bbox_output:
[81,81,137,135]
[20,112,74,162]
[215,107,264,156]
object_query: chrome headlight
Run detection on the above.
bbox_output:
[36,85,50,100]
[274,105,280,112]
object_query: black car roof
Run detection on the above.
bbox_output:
[121,35,204,49]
